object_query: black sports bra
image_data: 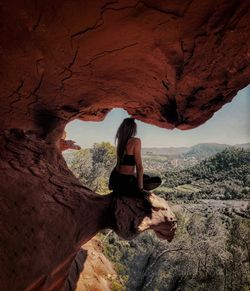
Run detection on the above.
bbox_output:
[120,154,136,166]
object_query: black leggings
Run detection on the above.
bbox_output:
[108,167,162,195]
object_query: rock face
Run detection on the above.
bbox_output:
[66,237,119,291]
[0,129,176,290]
[0,0,249,290]
[1,0,249,134]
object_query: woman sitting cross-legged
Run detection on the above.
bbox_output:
[108,117,162,196]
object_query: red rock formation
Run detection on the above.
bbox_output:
[66,237,120,291]
[60,139,81,151]
[0,129,176,290]
[0,0,249,290]
[60,130,81,151]
[1,0,249,133]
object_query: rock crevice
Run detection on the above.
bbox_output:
[0,129,176,290]
[0,0,249,289]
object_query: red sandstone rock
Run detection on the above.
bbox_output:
[0,0,250,290]
[0,0,249,135]
[60,139,81,151]
[65,237,119,291]
[0,129,176,290]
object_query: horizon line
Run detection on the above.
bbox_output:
[64,141,250,151]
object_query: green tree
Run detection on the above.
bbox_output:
[69,148,92,185]
[90,142,116,193]
[68,142,116,194]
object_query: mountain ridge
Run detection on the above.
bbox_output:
[142,142,250,157]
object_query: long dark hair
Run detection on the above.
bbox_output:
[115,117,137,165]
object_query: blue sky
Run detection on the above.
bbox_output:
[65,85,250,148]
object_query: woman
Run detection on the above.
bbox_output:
[108,117,162,195]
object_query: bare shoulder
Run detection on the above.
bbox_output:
[130,137,141,147]
[134,137,141,143]
[129,137,140,142]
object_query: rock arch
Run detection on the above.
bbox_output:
[0,0,249,289]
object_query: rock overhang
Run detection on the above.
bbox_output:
[1,0,249,139]
[0,1,250,290]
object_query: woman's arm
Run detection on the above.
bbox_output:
[134,138,144,190]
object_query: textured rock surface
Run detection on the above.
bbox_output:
[0,0,249,290]
[60,139,81,151]
[65,237,118,291]
[0,129,176,290]
[0,0,249,134]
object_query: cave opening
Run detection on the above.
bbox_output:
[62,86,249,194]
[60,86,249,290]
[64,86,249,150]
[1,0,250,289]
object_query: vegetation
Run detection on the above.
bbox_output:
[159,148,250,201]
[183,143,229,158]
[63,143,250,291]
[68,142,116,194]
[101,207,250,291]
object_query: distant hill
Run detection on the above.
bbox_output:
[142,142,250,159]
[183,143,230,158]
[164,147,250,185]
[63,142,250,162]
[234,142,250,149]
[161,147,250,200]
[142,147,189,156]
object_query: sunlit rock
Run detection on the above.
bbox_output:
[0,0,249,289]
[0,129,176,290]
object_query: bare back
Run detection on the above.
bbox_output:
[117,137,142,175]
